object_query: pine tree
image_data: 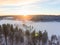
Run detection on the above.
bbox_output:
[9,24,15,45]
[38,31,42,45]
[0,25,2,45]
[42,30,48,45]
[2,24,9,45]
[14,26,20,45]
[31,30,36,45]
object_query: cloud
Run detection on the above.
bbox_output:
[0,0,60,15]
[46,0,60,5]
[0,0,40,6]
[0,0,60,6]
[0,0,51,6]
[0,0,50,8]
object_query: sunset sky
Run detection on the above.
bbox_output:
[0,0,60,15]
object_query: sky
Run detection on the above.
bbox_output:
[0,0,60,15]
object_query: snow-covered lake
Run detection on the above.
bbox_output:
[0,20,60,38]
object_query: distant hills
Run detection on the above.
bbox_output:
[0,15,60,22]
[30,15,60,22]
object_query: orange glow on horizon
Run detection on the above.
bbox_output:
[15,15,32,21]
[22,15,32,20]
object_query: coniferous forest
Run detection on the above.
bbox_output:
[0,23,59,45]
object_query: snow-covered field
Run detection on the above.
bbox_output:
[0,20,60,37]
[0,19,60,45]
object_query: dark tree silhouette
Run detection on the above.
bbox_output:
[25,30,31,45]
[25,30,30,37]
[2,24,9,45]
[19,28,24,43]
[31,30,36,45]
[0,25,3,45]
[42,30,48,45]
[38,31,42,45]
[51,35,57,45]
[14,26,20,45]
[51,35,57,41]
[9,24,15,45]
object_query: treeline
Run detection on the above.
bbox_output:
[30,15,60,22]
[0,24,59,45]
[1,15,60,22]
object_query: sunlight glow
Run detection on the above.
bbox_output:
[0,0,60,15]
[20,6,31,16]
[24,14,27,16]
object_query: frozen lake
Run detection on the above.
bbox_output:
[0,20,60,38]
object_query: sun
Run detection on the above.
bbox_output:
[22,10,29,16]
[23,14,27,16]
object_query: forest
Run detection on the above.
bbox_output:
[0,23,59,45]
